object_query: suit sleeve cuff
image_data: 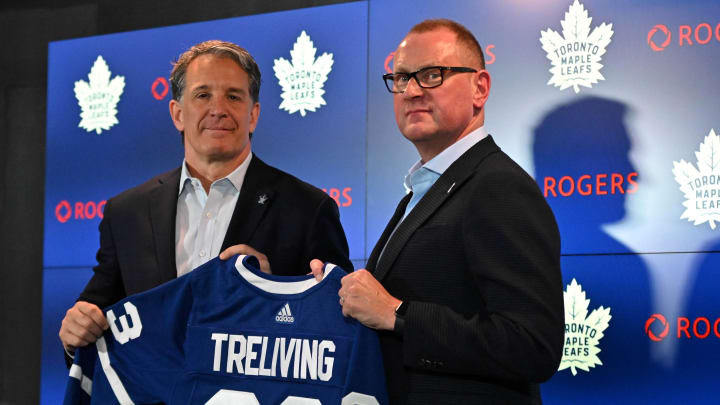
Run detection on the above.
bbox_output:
[393,301,409,336]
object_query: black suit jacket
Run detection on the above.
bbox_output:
[368,136,564,404]
[79,155,352,308]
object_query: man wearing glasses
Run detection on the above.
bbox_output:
[316,19,564,403]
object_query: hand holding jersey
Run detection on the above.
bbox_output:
[218,243,271,274]
[60,301,109,353]
[311,261,399,332]
[338,270,400,331]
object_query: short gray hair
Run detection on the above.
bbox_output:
[170,40,261,102]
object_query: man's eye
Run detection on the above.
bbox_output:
[395,75,410,83]
[422,70,441,81]
[196,93,209,99]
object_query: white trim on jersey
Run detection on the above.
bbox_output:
[235,255,337,294]
[69,364,93,396]
[97,336,135,405]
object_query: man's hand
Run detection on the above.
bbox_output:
[309,259,325,281]
[59,301,109,353]
[219,244,271,274]
[339,269,401,331]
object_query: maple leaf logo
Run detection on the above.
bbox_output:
[558,278,611,376]
[672,129,720,230]
[74,56,125,134]
[539,0,613,93]
[273,31,334,117]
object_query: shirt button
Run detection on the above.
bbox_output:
[199,250,206,257]
[205,212,212,218]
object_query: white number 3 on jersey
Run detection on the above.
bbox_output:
[107,302,143,344]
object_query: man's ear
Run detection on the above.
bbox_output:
[248,101,260,134]
[169,99,184,132]
[472,70,491,110]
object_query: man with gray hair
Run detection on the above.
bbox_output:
[59,40,352,360]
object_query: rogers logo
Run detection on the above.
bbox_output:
[384,52,396,74]
[647,22,720,52]
[647,24,672,51]
[151,77,169,100]
[322,187,352,207]
[645,313,669,342]
[543,172,638,197]
[383,44,496,73]
[645,314,720,341]
[55,200,106,223]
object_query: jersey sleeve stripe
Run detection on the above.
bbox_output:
[97,336,136,405]
[69,364,93,396]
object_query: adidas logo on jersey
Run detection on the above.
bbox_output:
[275,303,295,324]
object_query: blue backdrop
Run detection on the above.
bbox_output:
[43,0,720,403]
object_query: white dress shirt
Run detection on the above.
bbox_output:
[175,153,252,276]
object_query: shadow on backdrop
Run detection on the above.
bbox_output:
[673,239,720,396]
[531,97,654,403]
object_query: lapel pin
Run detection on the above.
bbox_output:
[257,194,269,205]
[447,182,456,193]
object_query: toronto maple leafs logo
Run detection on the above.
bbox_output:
[672,129,720,230]
[74,56,125,134]
[559,278,611,376]
[273,31,333,117]
[540,0,613,93]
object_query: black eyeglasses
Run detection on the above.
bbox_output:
[383,66,477,93]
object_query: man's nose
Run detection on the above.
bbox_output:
[209,96,229,116]
[403,77,424,98]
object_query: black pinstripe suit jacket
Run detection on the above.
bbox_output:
[368,136,564,405]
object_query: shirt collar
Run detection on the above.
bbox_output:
[179,152,253,195]
[404,126,488,192]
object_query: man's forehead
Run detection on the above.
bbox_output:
[187,54,247,76]
[185,56,249,86]
[394,31,459,69]
[188,83,247,92]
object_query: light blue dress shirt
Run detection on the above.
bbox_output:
[401,126,489,220]
[376,126,488,265]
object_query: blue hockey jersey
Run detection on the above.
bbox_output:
[64,255,387,404]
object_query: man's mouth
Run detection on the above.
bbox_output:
[406,108,430,117]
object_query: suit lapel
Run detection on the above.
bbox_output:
[372,136,501,281]
[367,192,412,272]
[222,155,274,250]
[150,168,181,285]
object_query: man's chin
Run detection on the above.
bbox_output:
[204,148,241,163]
[401,127,436,143]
